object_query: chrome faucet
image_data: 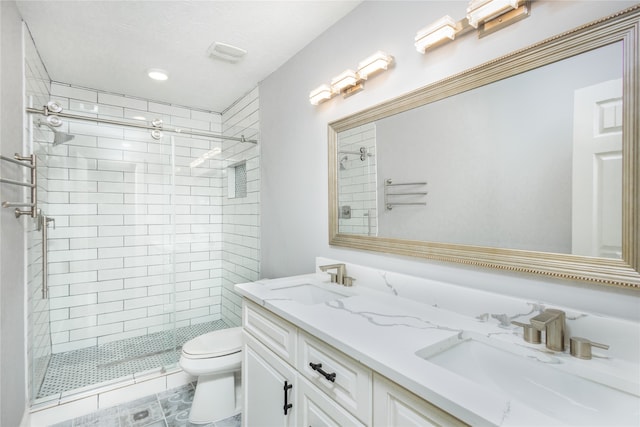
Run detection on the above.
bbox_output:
[319,263,353,286]
[530,309,566,351]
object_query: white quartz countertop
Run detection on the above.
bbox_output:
[235,273,640,427]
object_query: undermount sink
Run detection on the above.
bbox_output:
[416,333,640,426]
[268,283,349,305]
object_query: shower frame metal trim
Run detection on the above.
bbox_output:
[25,106,258,144]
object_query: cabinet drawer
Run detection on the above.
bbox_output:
[243,300,297,366]
[373,374,469,427]
[298,331,372,425]
[297,375,366,427]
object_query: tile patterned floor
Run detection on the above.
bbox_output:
[50,383,241,427]
[39,321,230,398]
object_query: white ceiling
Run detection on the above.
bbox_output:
[16,0,361,113]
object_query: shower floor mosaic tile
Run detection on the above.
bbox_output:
[39,320,230,398]
[50,383,241,427]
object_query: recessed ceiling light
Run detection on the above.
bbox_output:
[147,68,169,81]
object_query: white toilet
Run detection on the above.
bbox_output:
[179,327,243,424]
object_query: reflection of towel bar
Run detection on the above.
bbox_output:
[384,178,427,211]
[386,202,427,210]
[385,181,426,186]
[386,192,427,196]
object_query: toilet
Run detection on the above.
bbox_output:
[179,327,243,424]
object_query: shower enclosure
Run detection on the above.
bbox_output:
[23,32,260,403]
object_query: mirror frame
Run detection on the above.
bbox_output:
[328,5,640,289]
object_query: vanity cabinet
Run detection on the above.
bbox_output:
[242,300,467,427]
[373,374,468,427]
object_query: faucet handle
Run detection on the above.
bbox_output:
[570,337,609,360]
[511,321,541,344]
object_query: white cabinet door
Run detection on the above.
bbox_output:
[243,331,297,427]
[373,374,468,427]
[297,376,366,427]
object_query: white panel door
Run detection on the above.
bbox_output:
[572,79,623,258]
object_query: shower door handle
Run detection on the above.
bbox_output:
[40,213,51,299]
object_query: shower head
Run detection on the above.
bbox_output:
[53,131,75,146]
[36,119,75,146]
[339,155,348,170]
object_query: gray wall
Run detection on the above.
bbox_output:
[0,1,27,425]
[259,1,640,320]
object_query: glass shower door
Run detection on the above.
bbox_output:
[30,116,177,401]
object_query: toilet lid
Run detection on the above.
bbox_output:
[182,327,243,358]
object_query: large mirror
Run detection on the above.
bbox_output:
[329,6,640,289]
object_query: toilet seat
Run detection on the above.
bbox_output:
[181,327,243,359]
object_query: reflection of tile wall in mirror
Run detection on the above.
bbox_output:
[337,122,378,237]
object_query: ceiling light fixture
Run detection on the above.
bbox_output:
[147,68,169,81]
[309,51,393,106]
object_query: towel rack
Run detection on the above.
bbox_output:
[0,153,37,218]
[384,178,427,210]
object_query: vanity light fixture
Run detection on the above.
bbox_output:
[331,69,360,92]
[415,0,530,53]
[415,15,460,53]
[466,0,519,28]
[309,84,335,106]
[357,51,393,79]
[309,51,393,105]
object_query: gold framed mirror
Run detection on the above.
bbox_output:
[328,5,640,289]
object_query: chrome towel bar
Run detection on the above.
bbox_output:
[0,153,37,218]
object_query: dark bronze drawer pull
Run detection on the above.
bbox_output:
[309,362,336,382]
[283,380,293,415]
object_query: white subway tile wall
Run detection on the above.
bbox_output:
[25,26,53,402]
[221,87,260,326]
[337,123,378,236]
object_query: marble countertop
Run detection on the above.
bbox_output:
[235,273,640,426]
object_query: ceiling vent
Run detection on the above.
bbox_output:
[207,42,247,63]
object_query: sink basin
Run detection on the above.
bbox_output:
[417,334,640,426]
[268,283,348,305]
